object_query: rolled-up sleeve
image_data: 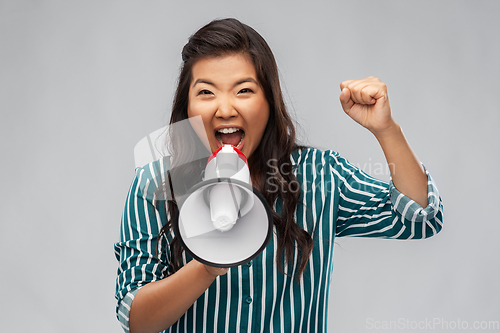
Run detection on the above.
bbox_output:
[388,168,443,238]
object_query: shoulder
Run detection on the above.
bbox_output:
[131,156,171,200]
[291,147,342,168]
[135,156,170,180]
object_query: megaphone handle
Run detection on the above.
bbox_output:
[228,181,241,219]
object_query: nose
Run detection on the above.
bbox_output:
[215,96,238,119]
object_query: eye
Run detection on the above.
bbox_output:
[238,88,254,94]
[197,89,213,96]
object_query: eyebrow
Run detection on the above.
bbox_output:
[192,78,258,88]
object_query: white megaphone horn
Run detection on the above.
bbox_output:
[175,144,273,267]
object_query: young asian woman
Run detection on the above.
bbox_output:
[114,18,443,333]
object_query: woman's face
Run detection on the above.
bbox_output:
[187,53,270,159]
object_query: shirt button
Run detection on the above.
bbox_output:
[247,261,252,267]
[245,296,252,304]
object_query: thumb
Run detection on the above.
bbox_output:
[339,87,354,114]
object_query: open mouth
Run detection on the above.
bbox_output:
[215,127,245,149]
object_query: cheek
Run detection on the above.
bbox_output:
[188,101,207,125]
[250,102,270,133]
[186,99,197,118]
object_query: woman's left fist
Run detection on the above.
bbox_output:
[339,76,396,134]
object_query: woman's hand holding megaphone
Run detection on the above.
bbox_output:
[202,263,229,277]
[129,260,229,332]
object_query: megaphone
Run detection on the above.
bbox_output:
[175,144,273,267]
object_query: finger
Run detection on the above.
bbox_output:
[360,85,379,104]
[340,80,355,90]
[204,264,229,277]
[366,82,387,102]
[339,87,354,113]
[351,82,387,105]
[218,267,229,275]
[342,77,382,90]
[347,81,371,104]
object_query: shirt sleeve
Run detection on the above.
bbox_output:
[114,158,171,332]
[330,151,443,239]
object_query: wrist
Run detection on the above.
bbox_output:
[372,121,401,143]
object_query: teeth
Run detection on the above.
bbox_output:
[217,127,240,134]
[215,128,244,148]
[236,134,244,148]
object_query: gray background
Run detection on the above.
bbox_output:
[1,0,499,332]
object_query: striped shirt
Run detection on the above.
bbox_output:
[114,148,443,332]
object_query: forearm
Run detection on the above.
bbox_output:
[129,260,218,333]
[339,77,429,208]
[373,122,428,208]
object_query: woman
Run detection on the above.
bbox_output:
[115,18,443,333]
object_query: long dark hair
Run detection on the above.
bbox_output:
[158,18,313,278]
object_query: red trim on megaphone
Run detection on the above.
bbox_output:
[207,145,248,165]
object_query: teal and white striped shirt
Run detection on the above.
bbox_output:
[114,148,443,332]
